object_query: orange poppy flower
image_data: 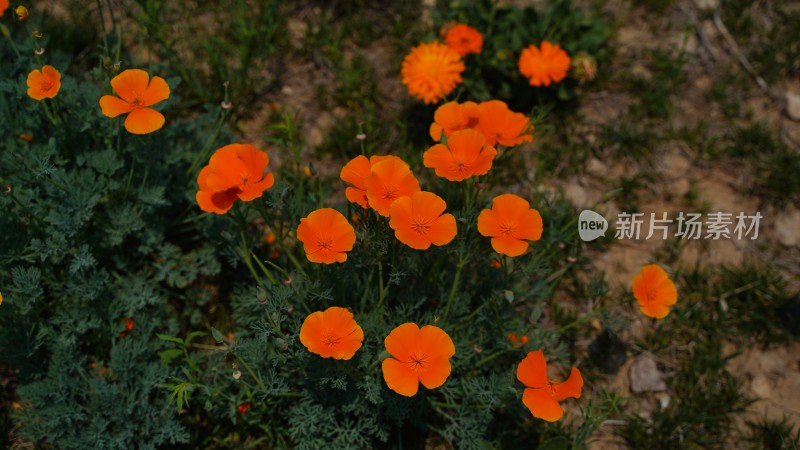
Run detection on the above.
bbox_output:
[364,157,421,217]
[631,264,678,319]
[99,69,170,134]
[0,290,3,306]
[237,402,251,416]
[196,144,275,214]
[382,323,455,396]
[401,42,465,104]
[299,306,364,359]
[517,350,583,422]
[444,24,483,57]
[388,191,457,250]
[477,194,543,257]
[0,0,7,16]
[473,100,533,147]
[428,101,481,142]
[423,129,497,181]
[26,65,61,100]
[518,41,571,87]
[340,154,397,209]
[296,208,356,264]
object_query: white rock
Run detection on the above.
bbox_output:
[787,93,800,121]
[629,355,667,393]
[775,208,800,247]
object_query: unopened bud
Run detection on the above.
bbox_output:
[34,47,45,56]
[571,52,597,84]
[19,133,33,142]
[31,30,42,39]
[15,6,29,23]
[2,184,11,194]
[232,370,242,380]
[355,133,366,141]
[220,100,232,110]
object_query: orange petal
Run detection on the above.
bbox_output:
[491,236,529,257]
[299,311,328,355]
[471,145,497,177]
[345,187,369,208]
[639,302,671,319]
[423,144,456,180]
[340,155,371,190]
[447,128,485,162]
[111,69,150,104]
[384,322,420,361]
[429,122,444,142]
[322,307,364,360]
[382,357,420,397]
[428,213,457,246]
[418,325,456,360]
[554,367,583,401]
[417,356,452,390]
[522,388,563,422]
[142,75,170,106]
[491,194,531,223]
[99,95,134,118]
[477,209,503,237]
[196,189,236,214]
[514,209,544,241]
[124,107,165,134]
[390,196,430,250]
[516,349,548,389]
[238,172,274,201]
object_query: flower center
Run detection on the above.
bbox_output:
[407,352,427,371]
[40,80,53,92]
[317,237,333,251]
[411,218,430,235]
[322,331,341,347]
[500,223,516,236]
[645,287,660,303]
[382,186,399,200]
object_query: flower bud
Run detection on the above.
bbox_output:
[571,52,597,84]
[15,6,29,23]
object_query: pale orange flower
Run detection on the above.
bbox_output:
[423,129,497,181]
[340,154,397,209]
[473,100,533,147]
[518,41,571,87]
[196,144,275,214]
[631,264,678,319]
[99,69,170,134]
[428,101,480,142]
[389,191,457,250]
[477,194,543,257]
[364,157,421,217]
[401,42,465,104]
[299,306,364,359]
[444,24,483,57]
[296,208,356,264]
[382,323,455,396]
[26,65,61,100]
[517,350,583,422]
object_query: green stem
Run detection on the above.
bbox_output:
[359,266,375,314]
[248,250,279,286]
[1,25,21,59]
[186,110,226,176]
[443,254,466,321]
[236,355,266,391]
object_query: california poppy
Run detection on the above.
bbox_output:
[389,191,457,250]
[99,69,170,134]
[340,154,397,209]
[364,157,421,217]
[517,350,583,422]
[296,208,356,264]
[518,41,571,87]
[444,24,483,57]
[473,100,533,147]
[0,0,8,16]
[477,194,543,257]
[26,65,61,100]
[423,129,497,181]
[0,290,3,306]
[428,101,480,142]
[631,264,678,319]
[237,402,251,416]
[401,42,465,104]
[382,323,455,396]
[196,144,275,214]
[299,306,364,359]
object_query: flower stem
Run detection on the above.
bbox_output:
[443,254,467,321]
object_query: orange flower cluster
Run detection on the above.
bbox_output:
[100,69,171,134]
[299,309,456,397]
[26,65,61,100]
[401,42,465,104]
[518,41,572,87]
[428,100,533,148]
[443,24,483,57]
[477,194,543,257]
[631,264,678,319]
[296,208,356,264]
[516,350,583,422]
[196,144,275,214]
